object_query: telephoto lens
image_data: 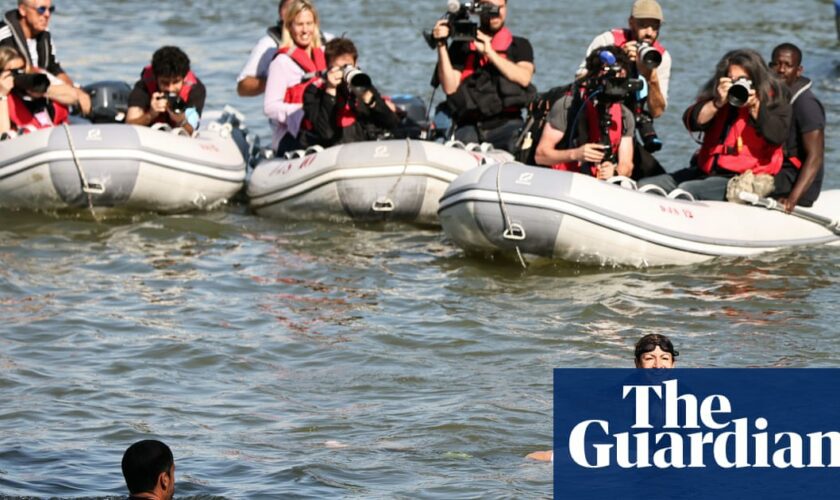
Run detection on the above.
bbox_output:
[727,78,752,108]
[638,43,662,70]
[343,66,372,90]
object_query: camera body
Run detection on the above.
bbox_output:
[13,72,51,94]
[638,42,662,70]
[424,1,501,49]
[636,111,662,152]
[165,93,186,114]
[728,77,753,108]
[586,51,644,103]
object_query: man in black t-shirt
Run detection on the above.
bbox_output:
[769,43,825,210]
[432,0,535,152]
[126,46,206,136]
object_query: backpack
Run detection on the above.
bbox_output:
[513,83,575,165]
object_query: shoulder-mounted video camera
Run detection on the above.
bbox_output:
[423,0,501,49]
[584,50,644,103]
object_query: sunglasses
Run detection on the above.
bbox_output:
[27,4,56,15]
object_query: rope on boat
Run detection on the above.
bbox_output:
[62,123,104,220]
[373,138,412,213]
[495,162,528,269]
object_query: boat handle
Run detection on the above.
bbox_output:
[503,223,526,241]
[372,198,395,212]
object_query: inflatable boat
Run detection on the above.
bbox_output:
[0,108,252,213]
[438,162,840,267]
[248,140,512,225]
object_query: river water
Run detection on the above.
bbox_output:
[1,0,839,497]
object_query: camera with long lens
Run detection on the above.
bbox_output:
[342,66,372,91]
[638,42,662,70]
[727,77,752,108]
[423,1,502,49]
[636,111,662,153]
[165,93,186,114]
[13,72,51,94]
[587,51,644,103]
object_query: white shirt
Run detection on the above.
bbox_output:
[578,30,671,107]
[237,34,277,83]
[26,38,39,69]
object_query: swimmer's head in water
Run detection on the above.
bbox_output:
[634,334,678,368]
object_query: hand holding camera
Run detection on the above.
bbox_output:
[152,91,187,121]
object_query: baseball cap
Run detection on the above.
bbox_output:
[631,0,664,22]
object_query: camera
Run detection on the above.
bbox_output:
[165,93,186,114]
[587,51,644,103]
[423,1,502,49]
[636,111,662,153]
[13,72,50,94]
[342,66,372,90]
[728,77,753,108]
[638,42,662,70]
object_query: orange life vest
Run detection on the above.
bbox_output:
[6,92,69,131]
[277,46,327,104]
[459,27,514,81]
[553,99,624,176]
[696,104,784,176]
[141,65,198,126]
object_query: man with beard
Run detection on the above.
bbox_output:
[577,0,670,179]
[769,43,825,211]
[432,0,535,152]
[0,0,91,114]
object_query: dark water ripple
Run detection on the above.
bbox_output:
[2,0,840,497]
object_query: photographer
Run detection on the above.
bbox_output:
[1,1,91,115]
[300,38,399,148]
[534,46,635,180]
[0,45,68,137]
[639,49,791,201]
[578,0,669,179]
[126,46,206,135]
[433,0,535,152]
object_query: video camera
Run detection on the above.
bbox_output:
[585,50,644,103]
[423,0,501,49]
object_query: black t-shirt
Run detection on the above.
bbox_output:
[447,35,534,71]
[127,78,207,116]
[783,78,825,201]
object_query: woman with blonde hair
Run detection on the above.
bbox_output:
[263,0,328,154]
[0,46,26,136]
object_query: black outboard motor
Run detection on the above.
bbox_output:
[389,94,429,139]
[83,81,132,123]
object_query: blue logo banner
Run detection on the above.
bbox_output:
[553,369,840,499]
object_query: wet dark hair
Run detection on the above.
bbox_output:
[697,49,788,107]
[151,46,191,79]
[324,38,358,67]
[634,334,679,361]
[121,440,174,495]
[771,42,803,67]
[585,45,632,75]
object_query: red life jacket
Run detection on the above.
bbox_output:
[696,104,784,176]
[6,93,69,131]
[610,28,666,56]
[301,80,358,131]
[277,46,327,104]
[141,65,198,126]
[553,100,624,176]
[460,27,514,81]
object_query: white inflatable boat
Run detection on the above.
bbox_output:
[438,162,840,267]
[0,109,251,213]
[248,140,512,225]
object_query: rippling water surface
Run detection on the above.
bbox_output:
[2,0,840,497]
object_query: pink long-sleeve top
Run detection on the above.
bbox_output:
[263,53,306,151]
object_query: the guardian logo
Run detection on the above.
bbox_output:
[569,379,840,469]
[554,369,840,499]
